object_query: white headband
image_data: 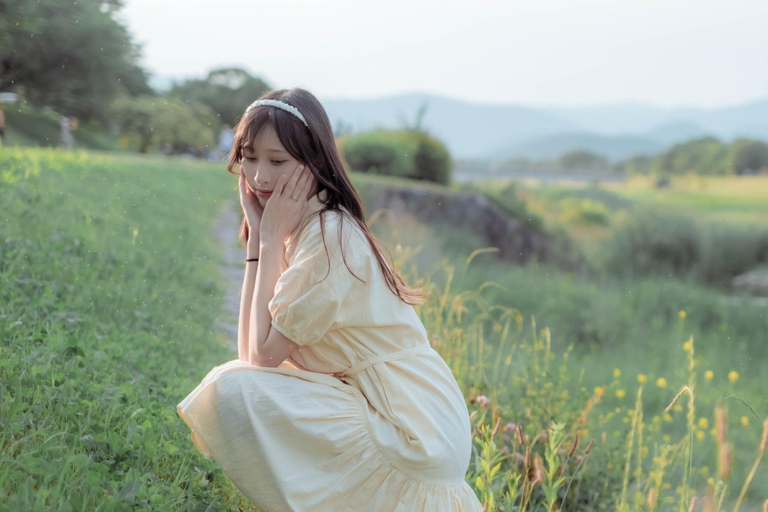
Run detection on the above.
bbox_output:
[245,99,309,128]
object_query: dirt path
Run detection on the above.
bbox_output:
[211,199,243,355]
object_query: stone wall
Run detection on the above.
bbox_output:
[356,181,575,269]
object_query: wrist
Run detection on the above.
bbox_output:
[246,239,260,258]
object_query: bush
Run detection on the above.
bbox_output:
[412,131,452,184]
[338,129,416,179]
[600,207,704,280]
[698,223,768,285]
[600,208,768,285]
[560,198,611,226]
[339,128,452,185]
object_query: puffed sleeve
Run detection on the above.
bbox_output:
[268,212,365,346]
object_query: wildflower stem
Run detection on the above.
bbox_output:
[731,450,765,512]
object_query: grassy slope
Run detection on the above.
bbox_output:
[0,148,256,510]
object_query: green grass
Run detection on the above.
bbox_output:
[2,149,766,511]
[0,148,258,510]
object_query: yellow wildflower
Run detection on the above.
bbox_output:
[740,416,749,426]
[682,340,692,351]
[698,418,708,429]
[613,368,621,378]
[616,389,626,399]
[704,370,714,380]
[637,374,648,384]
[656,377,668,388]
[679,310,687,319]
[728,371,739,383]
[696,431,705,441]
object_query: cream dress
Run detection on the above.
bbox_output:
[177,189,483,512]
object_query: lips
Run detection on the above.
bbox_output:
[255,189,273,198]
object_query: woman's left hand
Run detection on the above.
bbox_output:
[259,163,317,246]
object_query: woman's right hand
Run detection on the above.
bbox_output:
[239,170,263,240]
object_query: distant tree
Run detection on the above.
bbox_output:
[618,154,652,175]
[655,136,729,175]
[729,138,768,175]
[0,0,151,121]
[557,149,609,170]
[167,68,271,126]
[111,95,217,155]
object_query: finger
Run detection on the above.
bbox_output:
[297,166,314,199]
[293,164,310,194]
[284,163,304,198]
[274,173,289,196]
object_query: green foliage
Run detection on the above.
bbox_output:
[698,223,768,286]
[618,136,768,177]
[339,129,418,178]
[600,207,705,280]
[729,138,768,175]
[558,149,610,171]
[339,128,453,185]
[538,184,634,212]
[0,0,150,121]
[656,136,731,176]
[110,95,218,155]
[466,181,545,230]
[600,207,768,285]
[167,68,271,126]
[413,131,452,184]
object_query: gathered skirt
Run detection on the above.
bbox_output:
[177,359,484,512]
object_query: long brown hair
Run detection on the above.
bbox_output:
[225,88,428,306]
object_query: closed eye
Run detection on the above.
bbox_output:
[244,157,287,165]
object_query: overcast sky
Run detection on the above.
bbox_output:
[120,0,768,109]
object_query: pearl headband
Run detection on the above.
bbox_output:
[245,99,309,128]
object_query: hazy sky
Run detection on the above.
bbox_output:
[121,0,768,109]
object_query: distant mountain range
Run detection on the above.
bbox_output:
[319,93,768,163]
[150,74,768,163]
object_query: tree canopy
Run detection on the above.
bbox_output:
[167,68,271,126]
[0,0,150,121]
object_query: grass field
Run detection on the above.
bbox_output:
[2,149,766,511]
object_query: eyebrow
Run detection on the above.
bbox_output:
[242,146,287,153]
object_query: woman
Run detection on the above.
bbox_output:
[177,88,482,511]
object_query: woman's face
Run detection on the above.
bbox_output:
[240,124,301,207]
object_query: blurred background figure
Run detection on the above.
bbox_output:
[0,105,5,148]
[60,115,75,150]
[218,123,234,161]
